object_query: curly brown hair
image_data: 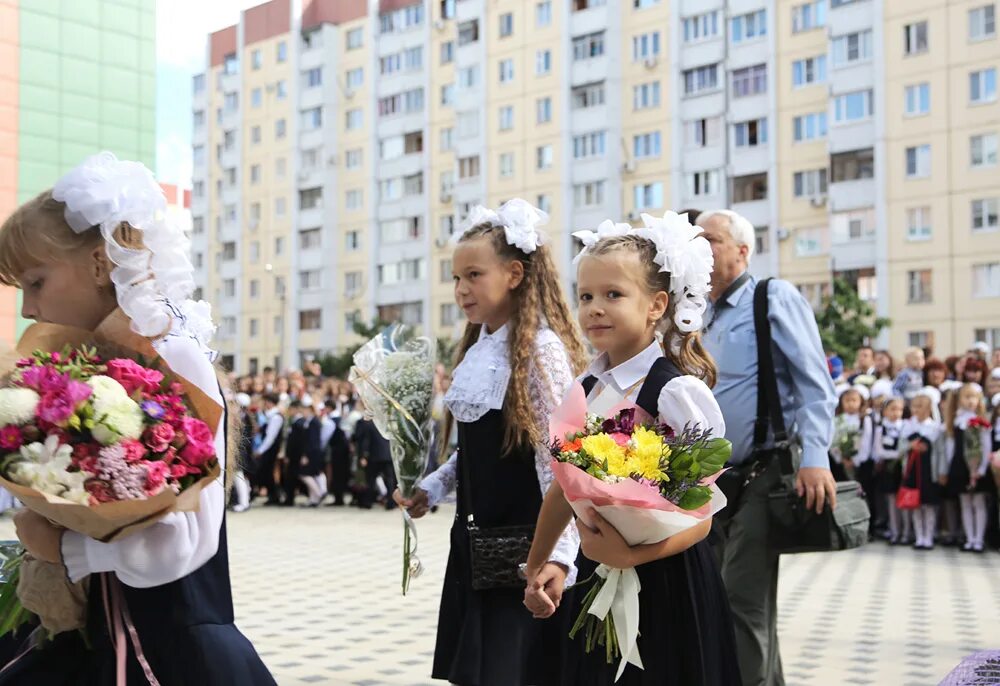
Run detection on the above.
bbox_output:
[584,234,717,387]
[445,224,588,456]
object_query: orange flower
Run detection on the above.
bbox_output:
[563,438,583,453]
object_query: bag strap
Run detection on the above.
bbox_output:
[753,279,794,475]
[458,438,478,529]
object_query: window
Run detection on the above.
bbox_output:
[440,41,454,64]
[731,64,767,98]
[345,148,362,169]
[634,182,664,210]
[733,173,767,202]
[687,170,720,197]
[685,117,722,147]
[833,89,874,122]
[908,331,932,348]
[439,215,456,239]
[223,278,236,298]
[441,83,455,105]
[904,21,928,55]
[379,179,401,201]
[632,32,660,61]
[905,83,930,116]
[404,173,423,196]
[440,170,454,197]
[633,131,661,158]
[495,152,513,178]
[458,155,481,180]
[831,148,874,181]
[633,82,660,109]
[346,108,363,130]
[731,9,767,43]
[250,164,261,184]
[683,11,720,42]
[380,4,424,33]
[346,231,361,251]
[346,189,363,209]
[379,88,424,116]
[969,5,996,41]
[798,283,831,310]
[536,145,553,170]
[379,217,423,242]
[573,82,606,109]
[458,20,479,45]
[440,127,454,151]
[275,197,286,217]
[795,227,826,257]
[684,64,719,95]
[441,304,460,327]
[792,55,827,87]
[831,30,872,66]
[299,188,323,210]
[573,32,605,60]
[345,271,363,294]
[275,119,286,139]
[301,107,322,131]
[300,228,321,250]
[536,50,552,75]
[907,269,932,303]
[499,12,513,37]
[299,310,322,331]
[192,74,205,93]
[498,106,514,131]
[970,68,998,103]
[793,169,828,197]
[831,208,874,242]
[975,327,1000,349]
[192,145,205,166]
[734,119,767,147]
[536,194,552,213]
[537,1,552,26]
[536,97,552,123]
[223,53,238,75]
[346,67,363,89]
[906,144,931,178]
[573,181,605,207]
[222,242,237,261]
[249,202,261,224]
[299,270,321,290]
[458,66,479,89]
[346,28,363,50]
[441,0,456,19]
[792,0,826,33]
[276,80,287,99]
[906,207,932,241]
[499,59,514,83]
[971,133,999,167]
[573,131,607,159]
[251,89,262,108]
[972,198,999,231]
[276,41,287,62]
[755,227,771,257]
[378,259,426,285]
[192,110,204,129]
[634,0,659,7]
[793,112,827,141]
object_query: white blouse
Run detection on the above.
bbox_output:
[61,316,226,588]
[874,420,905,461]
[420,324,582,583]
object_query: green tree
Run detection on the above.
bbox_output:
[815,277,891,366]
[317,318,390,379]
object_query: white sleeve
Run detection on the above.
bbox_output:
[61,334,225,588]
[978,429,992,475]
[256,414,284,455]
[421,451,457,508]
[529,338,581,585]
[657,376,726,439]
[857,415,874,464]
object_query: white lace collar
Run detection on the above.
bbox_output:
[583,339,662,396]
[445,323,512,423]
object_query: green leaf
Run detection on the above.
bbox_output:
[694,438,731,474]
[677,485,712,510]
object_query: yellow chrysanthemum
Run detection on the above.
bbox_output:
[580,433,627,475]
[629,426,670,482]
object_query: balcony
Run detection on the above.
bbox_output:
[828,0,875,36]
[221,108,239,132]
[221,182,240,207]
[678,39,725,72]
[730,146,768,177]
[455,0,483,23]
[829,148,875,211]
[219,72,240,94]
[298,206,324,228]
[570,3,608,37]
[571,55,609,88]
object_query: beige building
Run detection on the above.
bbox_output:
[192,0,1000,373]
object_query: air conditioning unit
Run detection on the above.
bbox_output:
[622,159,637,174]
[777,228,791,241]
[644,56,658,69]
[440,189,453,203]
[809,194,828,208]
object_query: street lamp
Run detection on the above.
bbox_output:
[265,263,287,372]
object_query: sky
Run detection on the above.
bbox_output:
[155,0,263,185]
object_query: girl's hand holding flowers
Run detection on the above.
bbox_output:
[577,509,634,570]
[14,510,63,564]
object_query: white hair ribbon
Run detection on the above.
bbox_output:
[453,198,548,255]
[571,219,633,266]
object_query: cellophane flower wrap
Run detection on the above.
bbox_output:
[349,324,435,595]
[965,417,992,474]
[0,315,222,640]
[549,383,731,681]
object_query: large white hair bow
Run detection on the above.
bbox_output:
[52,152,215,347]
[571,220,634,266]
[634,211,715,333]
[454,198,548,255]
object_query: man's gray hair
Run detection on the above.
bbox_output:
[696,209,756,262]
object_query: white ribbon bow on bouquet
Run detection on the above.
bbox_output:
[453,198,549,254]
[589,564,644,681]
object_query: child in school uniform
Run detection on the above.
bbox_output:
[874,398,909,544]
[943,383,995,552]
[901,388,947,550]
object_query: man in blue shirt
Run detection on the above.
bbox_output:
[698,209,837,686]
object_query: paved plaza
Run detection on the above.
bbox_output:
[2,505,998,685]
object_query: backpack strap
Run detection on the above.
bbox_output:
[635,357,683,419]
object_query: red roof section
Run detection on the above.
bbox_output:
[209,25,237,67]
[244,0,291,46]
[301,0,367,30]
[379,0,421,12]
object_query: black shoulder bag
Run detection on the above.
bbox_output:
[753,279,870,554]
[461,450,535,591]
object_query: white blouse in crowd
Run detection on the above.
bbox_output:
[901,416,949,478]
[946,409,992,476]
[419,323,582,584]
[580,339,726,445]
[873,419,905,462]
[61,315,226,588]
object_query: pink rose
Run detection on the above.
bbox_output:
[145,461,169,496]
[178,418,215,466]
[0,426,23,451]
[38,370,69,394]
[143,423,176,453]
[120,439,147,464]
[169,462,201,479]
[106,359,164,396]
[36,392,75,426]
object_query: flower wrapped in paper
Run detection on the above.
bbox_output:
[349,324,435,594]
[0,311,222,638]
[549,382,731,680]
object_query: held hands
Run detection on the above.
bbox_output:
[392,487,430,518]
[795,467,838,515]
[577,508,633,569]
[522,562,568,619]
[14,510,64,564]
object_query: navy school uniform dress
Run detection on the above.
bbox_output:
[562,357,742,686]
[946,422,998,499]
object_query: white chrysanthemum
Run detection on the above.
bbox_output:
[0,388,40,426]
[9,438,88,502]
[92,397,144,445]
[87,375,129,408]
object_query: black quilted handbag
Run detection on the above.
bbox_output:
[461,450,534,591]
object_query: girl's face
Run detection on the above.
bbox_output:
[911,397,932,421]
[959,388,982,412]
[906,350,925,370]
[927,367,947,386]
[576,252,667,367]
[883,400,904,422]
[840,390,863,415]
[452,237,524,333]
[17,251,117,331]
[963,368,983,384]
[875,352,892,374]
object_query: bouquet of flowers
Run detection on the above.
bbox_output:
[0,315,221,638]
[350,324,435,594]
[549,383,731,680]
[833,419,861,462]
[965,416,992,476]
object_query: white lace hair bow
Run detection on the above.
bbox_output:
[633,211,715,334]
[453,198,548,255]
[52,152,215,345]
[571,219,633,266]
